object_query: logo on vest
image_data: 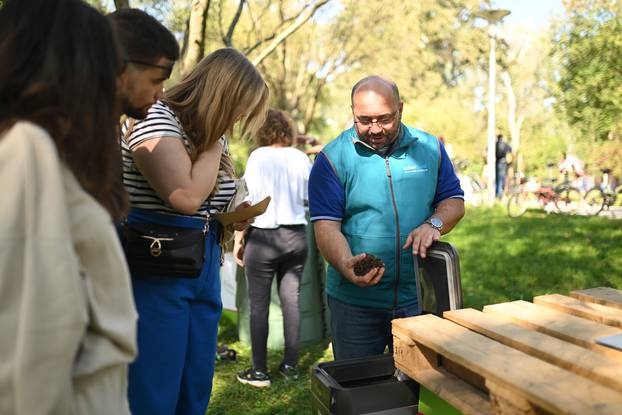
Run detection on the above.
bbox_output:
[403,165,428,173]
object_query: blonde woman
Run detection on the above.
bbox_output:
[121,48,269,415]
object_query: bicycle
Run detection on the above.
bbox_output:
[507,176,556,217]
[546,168,583,215]
[553,176,583,214]
[507,166,583,217]
[583,168,622,216]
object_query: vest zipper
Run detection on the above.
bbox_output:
[385,157,400,308]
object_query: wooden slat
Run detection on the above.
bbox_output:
[534,293,622,328]
[486,380,539,415]
[417,369,492,415]
[444,308,622,393]
[393,314,622,414]
[571,287,622,310]
[393,324,491,415]
[483,300,622,360]
[442,356,487,392]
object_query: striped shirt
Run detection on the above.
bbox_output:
[121,101,236,219]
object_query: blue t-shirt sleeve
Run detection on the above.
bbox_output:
[433,143,464,207]
[308,151,345,222]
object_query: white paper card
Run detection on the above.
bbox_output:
[596,333,622,351]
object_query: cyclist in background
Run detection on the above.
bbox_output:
[559,151,585,180]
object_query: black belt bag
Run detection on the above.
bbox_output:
[122,221,208,278]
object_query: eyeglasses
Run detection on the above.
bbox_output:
[353,110,399,129]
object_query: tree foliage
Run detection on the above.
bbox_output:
[554,0,622,141]
[172,0,489,141]
[175,0,330,74]
[298,0,488,140]
[496,29,561,175]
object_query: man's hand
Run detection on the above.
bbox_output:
[403,223,440,258]
[341,253,384,287]
[314,220,384,288]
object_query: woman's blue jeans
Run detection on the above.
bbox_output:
[126,208,222,415]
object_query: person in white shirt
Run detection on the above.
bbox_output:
[234,109,312,387]
[559,151,585,179]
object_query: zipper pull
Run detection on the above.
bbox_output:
[385,158,392,177]
[203,221,209,235]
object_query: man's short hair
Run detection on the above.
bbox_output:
[351,75,400,104]
[108,8,179,65]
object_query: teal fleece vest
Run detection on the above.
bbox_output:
[322,125,440,309]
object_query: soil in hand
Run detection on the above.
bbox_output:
[353,254,385,276]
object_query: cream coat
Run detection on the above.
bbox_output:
[0,122,137,415]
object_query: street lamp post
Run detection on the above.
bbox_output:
[474,9,510,205]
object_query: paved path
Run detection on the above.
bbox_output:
[600,206,622,220]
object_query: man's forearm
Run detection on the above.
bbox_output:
[432,198,465,234]
[314,220,351,275]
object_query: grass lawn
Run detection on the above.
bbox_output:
[207,206,622,414]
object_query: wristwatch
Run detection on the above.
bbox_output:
[425,217,443,232]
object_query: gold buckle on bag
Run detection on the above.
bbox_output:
[139,235,174,257]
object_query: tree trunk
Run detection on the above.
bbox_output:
[114,0,130,9]
[181,0,210,75]
[502,71,522,169]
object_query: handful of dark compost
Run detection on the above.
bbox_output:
[353,254,385,276]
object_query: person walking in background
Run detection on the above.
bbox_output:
[0,0,137,413]
[495,133,512,199]
[108,8,179,121]
[234,109,312,387]
[121,48,269,415]
[308,75,464,361]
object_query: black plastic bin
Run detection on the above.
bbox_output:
[311,242,462,415]
[311,354,419,415]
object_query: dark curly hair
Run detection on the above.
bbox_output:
[256,109,296,147]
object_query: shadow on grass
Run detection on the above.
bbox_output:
[208,315,332,415]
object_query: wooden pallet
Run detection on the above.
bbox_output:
[392,287,622,415]
[570,287,622,310]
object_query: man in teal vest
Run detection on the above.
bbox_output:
[308,76,465,360]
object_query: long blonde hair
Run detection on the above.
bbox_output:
[165,48,269,168]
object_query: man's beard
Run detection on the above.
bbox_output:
[122,100,150,120]
[360,129,399,150]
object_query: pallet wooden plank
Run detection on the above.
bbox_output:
[444,308,622,393]
[486,380,539,415]
[571,287,622,310]
[393,325,491,415]
[393,314,622,414]
[534,293,622,328]
[417,369,492,415]
[483,300,622,360]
